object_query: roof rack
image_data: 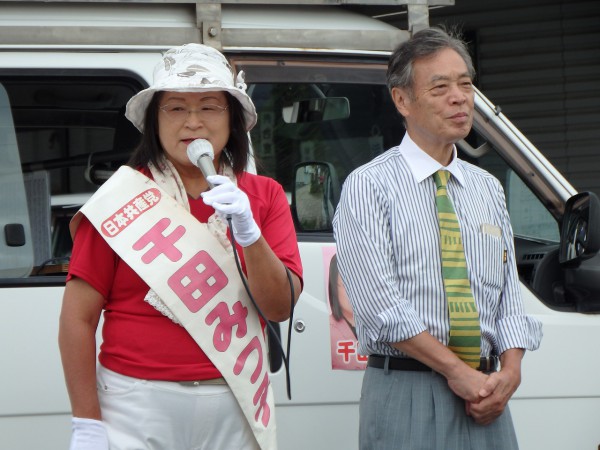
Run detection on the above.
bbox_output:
[0,0,454,51]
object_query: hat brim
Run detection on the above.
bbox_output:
[125,85,257,133]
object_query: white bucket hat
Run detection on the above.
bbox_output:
[125,43,257,132]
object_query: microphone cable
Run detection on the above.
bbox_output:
[226,217,296,400]
[188,139,296,398]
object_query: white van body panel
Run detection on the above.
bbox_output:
[0,287,71,448]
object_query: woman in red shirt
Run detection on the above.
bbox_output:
[59,43,302,450]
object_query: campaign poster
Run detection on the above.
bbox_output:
[323,246,367,370]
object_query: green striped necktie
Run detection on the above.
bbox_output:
[433,170,481,369]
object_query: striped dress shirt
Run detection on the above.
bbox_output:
[333,133,542,358]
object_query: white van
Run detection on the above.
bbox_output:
[1,1,599,449]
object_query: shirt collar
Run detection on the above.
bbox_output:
[401,133,466,186]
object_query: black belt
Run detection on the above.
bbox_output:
[367,354,499,373]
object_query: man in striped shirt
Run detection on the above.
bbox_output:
[333,27,542,450]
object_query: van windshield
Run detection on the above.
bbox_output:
[249,81,401,195]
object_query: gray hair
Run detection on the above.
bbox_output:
[387,27,475,98]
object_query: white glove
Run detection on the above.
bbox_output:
[69,417,109,450]
[202,175,261,247]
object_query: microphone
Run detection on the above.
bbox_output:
[186,139,217,188]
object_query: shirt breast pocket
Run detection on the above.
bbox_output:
[470,231,505,291]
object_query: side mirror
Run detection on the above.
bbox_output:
[282,97,350,124]
[292,162,340,232]
[559,192,600,266]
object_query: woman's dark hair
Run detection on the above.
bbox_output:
[127,91,250,176]
[328,254,343,321]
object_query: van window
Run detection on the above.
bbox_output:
[506,170,559,242]
[0,83,34,277]
[0,71,144,281]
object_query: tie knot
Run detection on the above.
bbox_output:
[433,170,451,190]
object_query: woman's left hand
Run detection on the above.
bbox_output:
[202,175,261,247]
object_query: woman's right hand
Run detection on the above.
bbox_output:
[70,417,109,450]
[202,174,261,247]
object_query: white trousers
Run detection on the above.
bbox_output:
[97,365,260,450]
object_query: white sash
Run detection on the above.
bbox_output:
[72,166,276,450]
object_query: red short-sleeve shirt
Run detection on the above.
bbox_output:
[68,170,303,381]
